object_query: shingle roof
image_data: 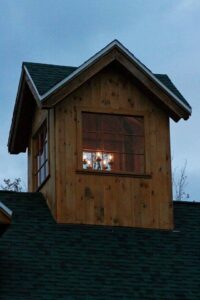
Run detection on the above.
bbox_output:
[23,62,77,95]
[23,62,191,109]
[0,191,199,299]
[154,74,190,107]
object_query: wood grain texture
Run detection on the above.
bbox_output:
[52,64,173,229]
[42,48,189,121]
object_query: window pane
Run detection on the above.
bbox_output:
[40,148,45,165]
[45,142,48,160]
[124,153,136,172]
[119,153,144,173]
[133,137,145,154]
[83,132,102,150]
[82,113,100,132]
[103,133,123,152]
[40,166,45,184]
[122,116,144,135]
[124,136,144,154]
[102,114,122,133]
[82,113,145,173]
[44,161,48,178]
[124,136,133,153]
[34,122,49,188]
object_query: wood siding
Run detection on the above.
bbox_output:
[53,64,173,229]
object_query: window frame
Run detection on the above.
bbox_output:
[76,107,151,178]
[33,120,50,190]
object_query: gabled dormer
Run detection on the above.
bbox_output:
[8,40,191,229]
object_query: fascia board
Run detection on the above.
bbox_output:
[8,69,25,151]
[0,202,13,219]
[23,65,42,106]
[24,40,191,115]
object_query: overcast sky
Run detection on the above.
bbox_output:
[0,0,199,199]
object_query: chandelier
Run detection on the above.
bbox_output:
[83,152,114,171]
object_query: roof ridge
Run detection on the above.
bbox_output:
[23,61,77,69]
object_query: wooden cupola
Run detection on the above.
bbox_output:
[8,40,191,230]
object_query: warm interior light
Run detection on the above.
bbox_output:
[108,154,113,160]
[83,153,87,165]
[82,151,114,171]
[96,152,102,162]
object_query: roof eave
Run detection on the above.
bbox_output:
[38,40,191,118]
[23,65,43,105]
[8,65,43,154]
[8,69,25,154]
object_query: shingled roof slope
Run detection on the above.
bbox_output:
[0,191,199,299]
[23,62,77,95]
[23,62,190,109]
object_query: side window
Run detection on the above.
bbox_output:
[82,112,145,173]
[34,122,49,188]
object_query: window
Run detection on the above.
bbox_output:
[82,112,145,173]
[34,122,49,188]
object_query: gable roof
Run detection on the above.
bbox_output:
[23,40,191,115]
[8,40,192,154]
[23,62,77,96]
[23,61,190,110]
[0,191,200,299]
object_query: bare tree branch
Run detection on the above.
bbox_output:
[173,160,189,201]
[0,178,24,192]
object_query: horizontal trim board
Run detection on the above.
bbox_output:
[76,169,152,179]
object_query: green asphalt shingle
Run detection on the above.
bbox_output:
[23,62,191,109]
[24,62,77,95]
[0,191,199,299]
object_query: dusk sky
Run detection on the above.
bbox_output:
[1,0,200,199]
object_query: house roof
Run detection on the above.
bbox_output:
[24,40,191,114]
[23,62,77,96]
[0,191,200,299]
[23,40,191,115]
[23,61,190,110]
[8,40,192,154]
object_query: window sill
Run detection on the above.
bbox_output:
[76,169,151,179]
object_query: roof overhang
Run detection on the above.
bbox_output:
[39,40,192,119]
[8,40,192,154]
[0,202,12,236]
[8,70,41,154]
